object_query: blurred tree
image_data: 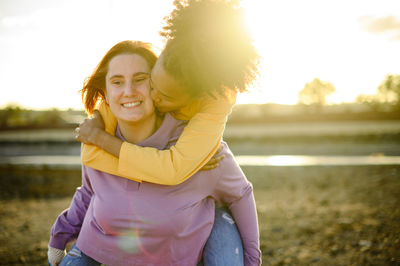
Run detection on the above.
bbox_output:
[356,94,383,111]
[377,74,400,109]
[0,103,23,128]
[357,74,400,111]
[298,78,336,106]
[34,108,64,126]
[0,105,68,129]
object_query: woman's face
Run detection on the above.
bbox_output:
[105,53,155,124]
[150,56,192,113]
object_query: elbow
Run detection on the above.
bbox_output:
[229,183,255,208]
[159,168,191,186]
[81,153,93,166]
[157,152,188,186]
[241,182,254,197]
[81,154,90,165]
[161,171,185,186]
[80,144,98,165]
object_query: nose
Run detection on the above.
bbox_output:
[125,81,138,96]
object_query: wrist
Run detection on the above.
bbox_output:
[91,128,106,148]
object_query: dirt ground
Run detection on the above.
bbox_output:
[0,165,399,265]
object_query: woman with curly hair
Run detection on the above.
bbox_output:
[48,39,260,265]
[71,1,261,265]
[76,0,259,185]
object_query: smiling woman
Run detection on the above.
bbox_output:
[49,38,260,266]
[73,1,262,265]
[105,54,159,144]
[77,0,260,186]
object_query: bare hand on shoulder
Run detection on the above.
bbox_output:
[201,143,225,171]
[75,110,105,145]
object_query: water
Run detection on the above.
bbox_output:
[236,155,400,166]
[0,155,81,169]
[1,155,400,167]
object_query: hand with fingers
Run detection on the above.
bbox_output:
[75,110,105,145]
[201,143,225,171]
[47,245,65,266]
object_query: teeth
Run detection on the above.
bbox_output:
[122,102,141,107]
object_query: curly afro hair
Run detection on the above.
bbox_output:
[160,0,260,98]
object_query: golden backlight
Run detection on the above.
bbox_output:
[239,0,400,105]
[0,0,399,109]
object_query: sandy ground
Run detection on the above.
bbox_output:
[0,165,399,265]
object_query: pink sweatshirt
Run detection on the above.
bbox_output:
[49,114,261,265]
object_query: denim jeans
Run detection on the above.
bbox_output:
[56,207,243,266]
[200,207,244,266]
[57,244,101,266]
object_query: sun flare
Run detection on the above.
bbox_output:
[0,0,399,109]
[239,0,400,105]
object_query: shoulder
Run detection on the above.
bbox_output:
[212,141,252,201]
[218,141,236,162]
[216,141,245,177]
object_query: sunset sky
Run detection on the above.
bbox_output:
[1,0,399,109]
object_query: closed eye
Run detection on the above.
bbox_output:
[133,73,150,85]
[111,80,123,86]
[134,77,148,84]
[109,75,125,86]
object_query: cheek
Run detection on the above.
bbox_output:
[105,88,120,104]
[105,91,110,104]
[150,89,157,100]
[150,88,164,102]
[104,90,110,104]
[136,85,154,109]
[145,95,155,111]
[138,85,152,100]
[105,85,112,104]
[138,83,151,95]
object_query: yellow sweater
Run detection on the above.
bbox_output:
[81,93,236,185]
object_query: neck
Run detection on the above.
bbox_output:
[118,113,161,144]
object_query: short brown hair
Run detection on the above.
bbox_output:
[81,40,158,114]
[160,0,260,98]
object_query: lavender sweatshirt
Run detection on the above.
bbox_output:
[49,114,261,266]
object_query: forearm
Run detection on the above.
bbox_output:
[82,95,234,185]
[50,207,83,250]
[50,167,93,249]
[118,112,225,184]
[80,103,131,178]
[229,187,261,266]
[92,128,123,158]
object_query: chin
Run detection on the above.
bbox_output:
[121,118,142,124]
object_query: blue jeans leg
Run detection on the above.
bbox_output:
[58,244,101,266]
[202,207,244,266]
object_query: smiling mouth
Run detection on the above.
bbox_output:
[122,101,142,108]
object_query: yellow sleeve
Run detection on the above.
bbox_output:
[81,94,235,185]
[80,102,147,181]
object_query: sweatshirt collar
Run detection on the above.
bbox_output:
[116,113,179,150]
